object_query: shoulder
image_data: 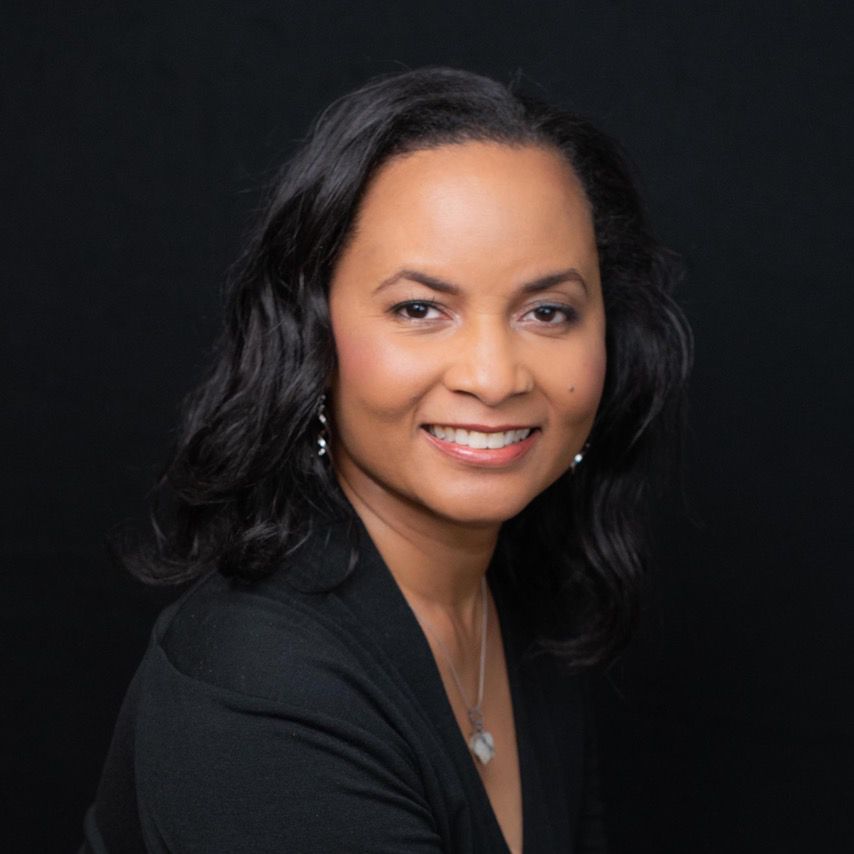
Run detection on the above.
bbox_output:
[121,570,440,853]
[133,565,425,805]
[149,567,369,712]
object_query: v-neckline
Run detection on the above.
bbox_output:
[335,518,538,853]
[288,514,548,854]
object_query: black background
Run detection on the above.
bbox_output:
[4,2,852,851]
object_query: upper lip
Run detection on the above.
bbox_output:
[422,423,538,432]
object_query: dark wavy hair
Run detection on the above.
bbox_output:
[118,67,692,668]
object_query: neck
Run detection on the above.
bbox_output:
[335,467,499,629]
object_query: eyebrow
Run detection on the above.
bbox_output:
[372,267,589,297]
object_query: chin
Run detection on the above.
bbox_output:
[422,490,537,528]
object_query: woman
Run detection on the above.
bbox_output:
[82,67,691,852]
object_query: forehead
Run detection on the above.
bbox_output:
[340,142,597,277]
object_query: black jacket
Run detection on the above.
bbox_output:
[82,515,606,852]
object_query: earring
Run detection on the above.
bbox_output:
[571,442,590,473]
[316,393,329,457]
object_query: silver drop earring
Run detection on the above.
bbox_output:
[571,441,590,473]
[316,393,329,457]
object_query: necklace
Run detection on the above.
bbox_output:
[413,575,495,766]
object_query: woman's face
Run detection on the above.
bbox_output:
[327,141,606,528]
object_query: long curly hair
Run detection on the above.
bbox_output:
[117,67,693,668]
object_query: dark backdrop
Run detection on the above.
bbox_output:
[4,2,852,851]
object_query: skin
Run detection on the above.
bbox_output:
[326,142,606,851]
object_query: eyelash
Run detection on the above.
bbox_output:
[389,299,579,326]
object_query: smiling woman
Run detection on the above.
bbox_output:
[82,67,692,853]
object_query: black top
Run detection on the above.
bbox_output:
[82,516,607,853]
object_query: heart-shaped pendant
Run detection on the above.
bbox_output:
[469,729,495,765]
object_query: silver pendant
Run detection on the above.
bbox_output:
[467,708,495,764]
[469,729,495,765]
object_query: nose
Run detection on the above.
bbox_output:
[442,315,534,405]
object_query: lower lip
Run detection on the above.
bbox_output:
[421,427,540,467]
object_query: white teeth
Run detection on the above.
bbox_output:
[426,426,533,448]
[486,432,504,449]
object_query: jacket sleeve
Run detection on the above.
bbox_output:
[101,648,444,853]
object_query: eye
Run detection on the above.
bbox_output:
[391,300,444,321]
[522,303,578,325]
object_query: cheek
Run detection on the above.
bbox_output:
[556,341,607,423]
[332,326,382,391]
[331,324,435,424]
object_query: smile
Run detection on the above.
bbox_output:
[425,425,533,449]
[420,424,540,468]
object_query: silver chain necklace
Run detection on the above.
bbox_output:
[412,575,495,765]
